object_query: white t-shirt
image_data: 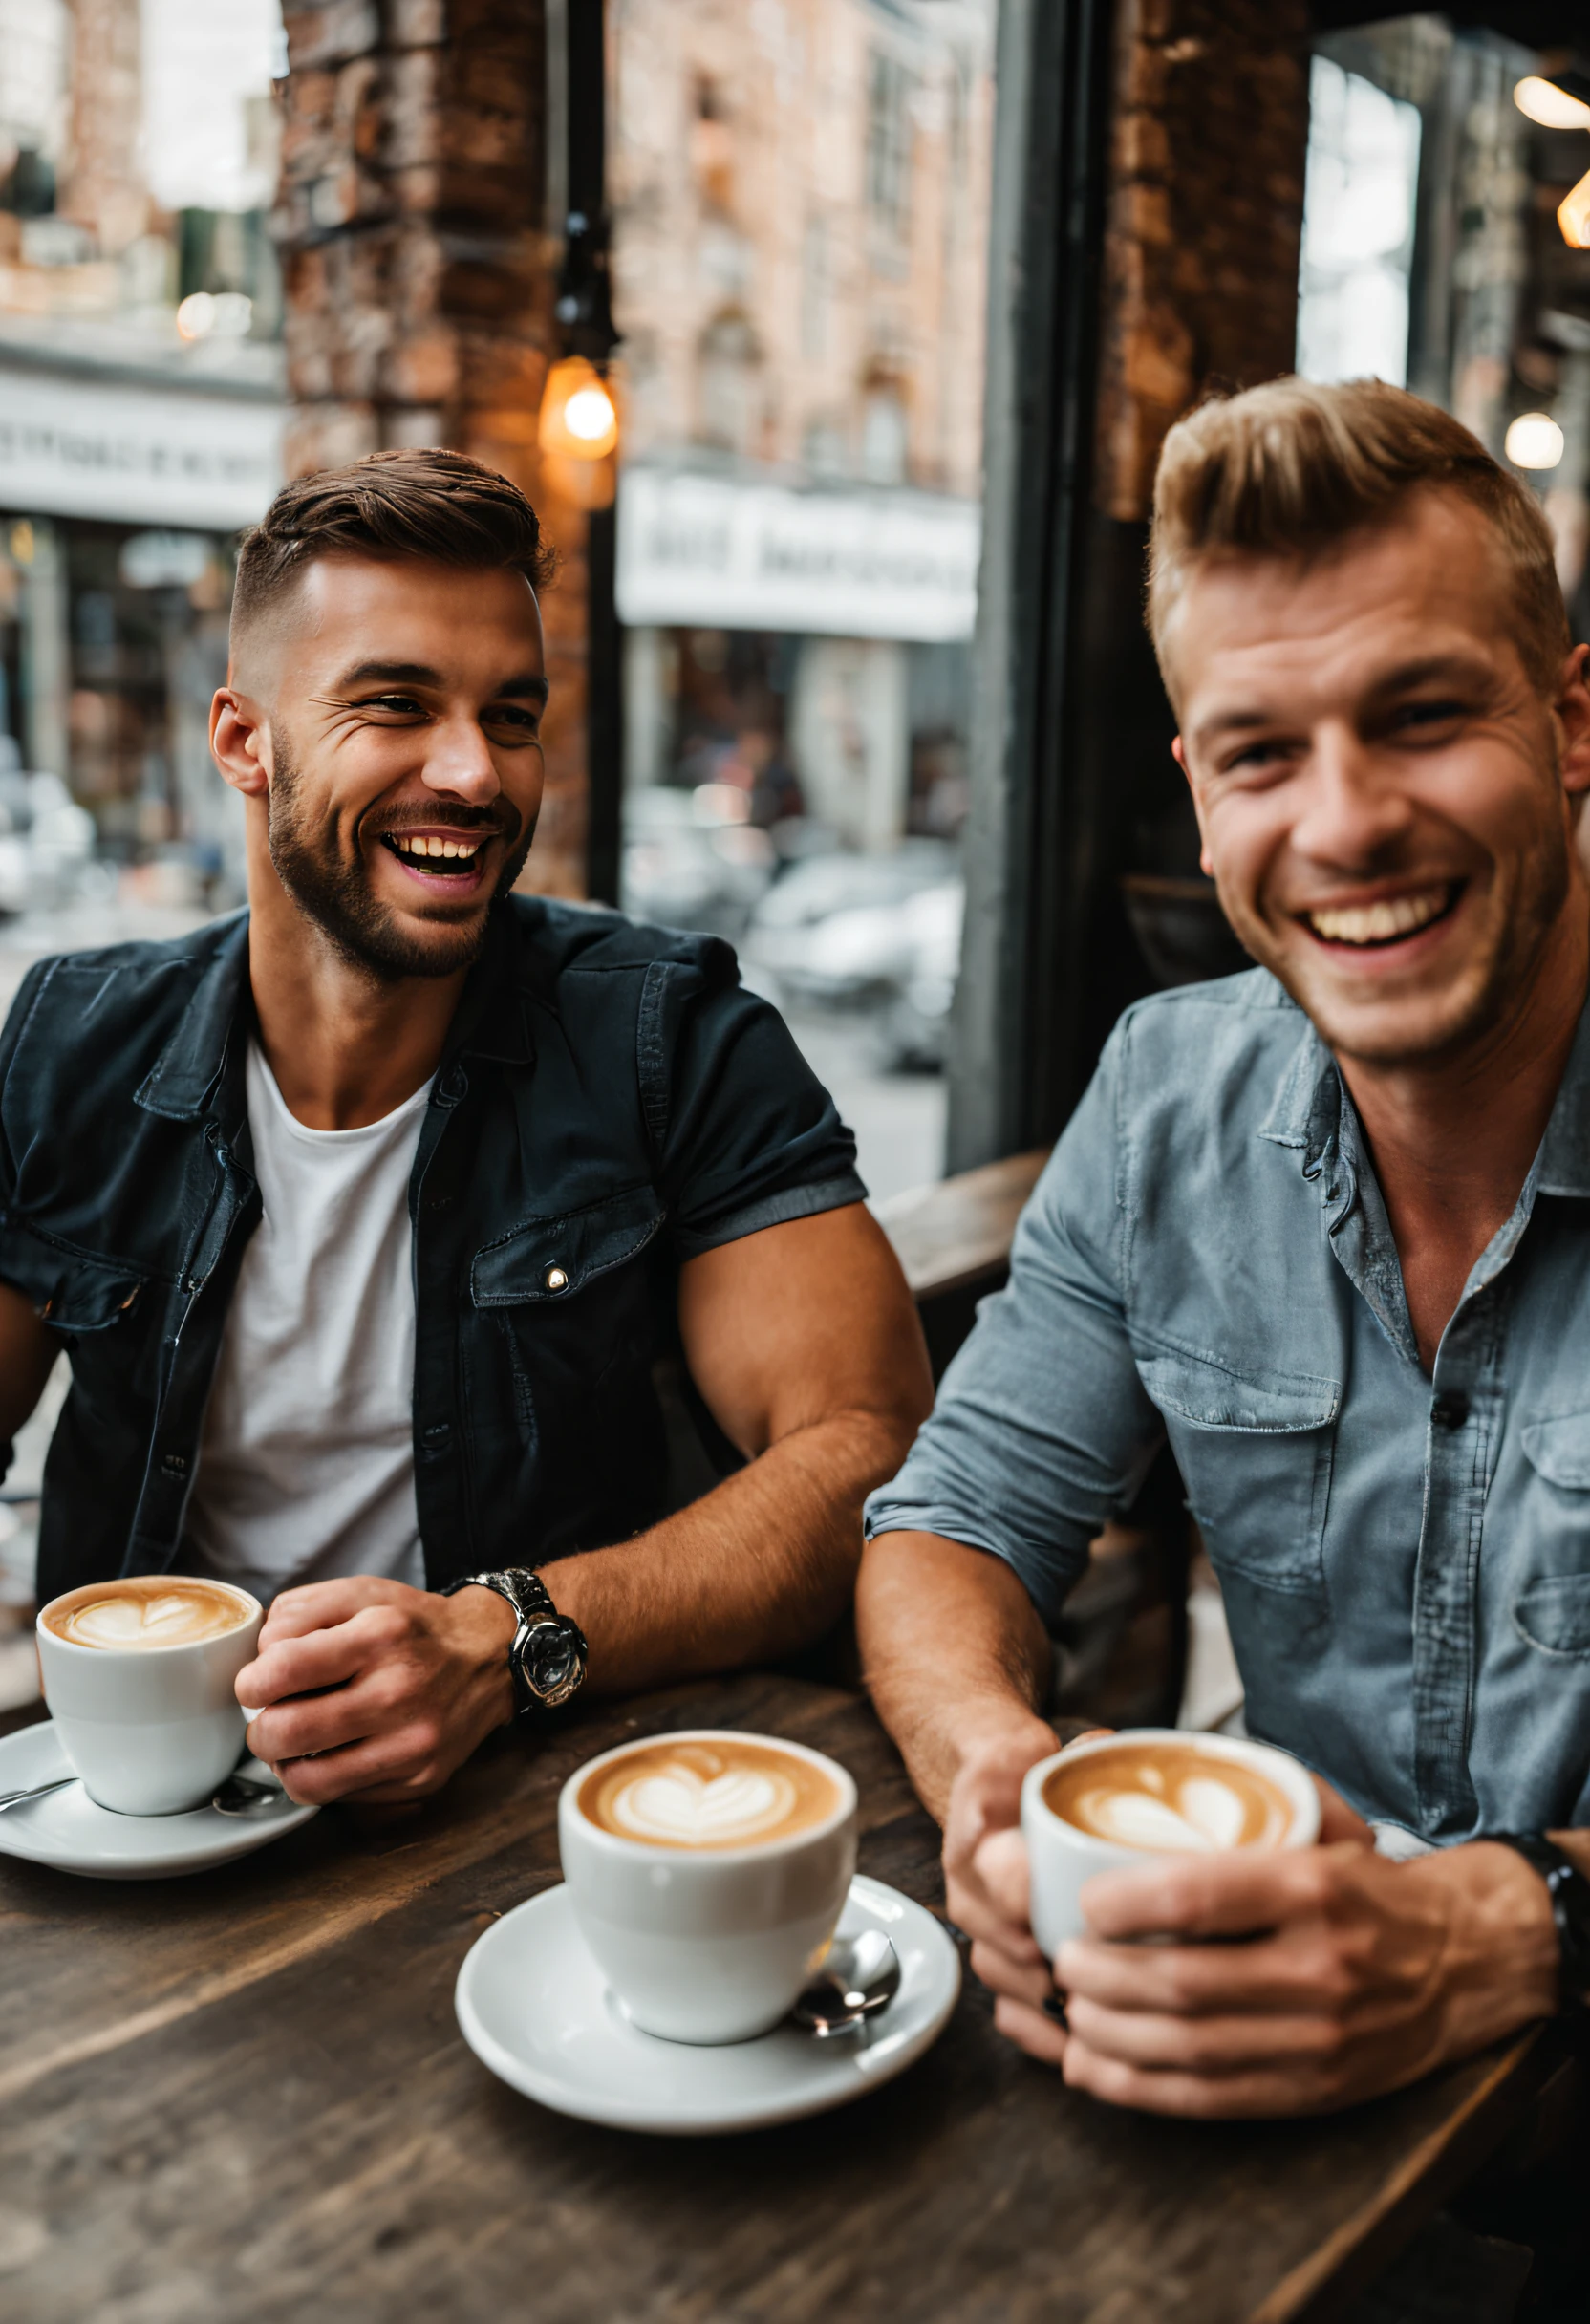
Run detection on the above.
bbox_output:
[183,1041,432,1603]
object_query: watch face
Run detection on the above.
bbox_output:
[522,1618,585,1708]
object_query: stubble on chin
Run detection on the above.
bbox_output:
[1230,845,1571,1074]
[265,743,536,982]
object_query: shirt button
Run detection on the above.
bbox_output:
[1431,1393,1470,1430]
[544,1266,569,1293]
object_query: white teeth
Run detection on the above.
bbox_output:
[1307,887,1449,946]
[391,834,481,862]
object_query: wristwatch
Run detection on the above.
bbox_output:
[441,1566,589,1717]
[1486,1832,1590,2011]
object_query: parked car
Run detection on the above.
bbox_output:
[741,841,963,1071]
[0,769,97,916]
[620,785,775,939]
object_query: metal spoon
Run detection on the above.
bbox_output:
[0,1775,75,1814]
[211,1773,293,1818]
[790,1927,901,2035]
[0,1771,291,1818]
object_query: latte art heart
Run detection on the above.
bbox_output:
[1043,1742,1295,1852]
[75,1595,193,1646]
[1069,1775,1264,1852]
[44,1577,252,1650]
[610,1766,799,1843]
[577,1735,844,1851]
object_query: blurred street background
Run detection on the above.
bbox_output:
[0,0,999,1206]
[0,0,1588,1719]
[4,1,1589,1199]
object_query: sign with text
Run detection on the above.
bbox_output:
[0,366,285,530]
[616,466,979,641]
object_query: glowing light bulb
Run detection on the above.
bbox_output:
[537,355,621,463]
[1514,75,1590,131]
[1560,166,1590,250]
[1505,412,1565,471]
[563,383,617,442]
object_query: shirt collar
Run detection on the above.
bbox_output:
[1257,1014,1342,1183]
[134,910,251,1120]
[134,900,534,1123]
[1257,982,1590,1199]
[1535,988,1590,1197]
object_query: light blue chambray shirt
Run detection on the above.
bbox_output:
[866,969,1590,1842]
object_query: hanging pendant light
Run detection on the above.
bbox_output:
[539,355,620,462]
[1513,71,1590,249]
[1560,166,1590,251]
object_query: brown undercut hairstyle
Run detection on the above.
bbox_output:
[230,447,556,651]
[1148,377,1572,709]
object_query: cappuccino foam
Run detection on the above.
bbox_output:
[43,1577,252,1652]
[1043,1741,1294,1853]
[579,1737,840,1850]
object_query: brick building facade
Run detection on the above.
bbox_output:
[610,0,993,499]
[1095,0,1311,523]
[275,0,589,896]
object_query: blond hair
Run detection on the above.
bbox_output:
[1148,377,1570,703]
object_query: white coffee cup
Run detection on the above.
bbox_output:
[1021,1728,1321,1958]
[36,1578,263,1816]
[558,1729,859,2044]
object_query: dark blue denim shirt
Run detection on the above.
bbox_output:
[867,968,1590,1842]
[0,897,863,1606]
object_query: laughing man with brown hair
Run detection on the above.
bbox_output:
[0,449,931,1805]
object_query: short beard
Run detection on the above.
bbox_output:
[265,737,535,982]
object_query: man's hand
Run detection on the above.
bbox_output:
[865,1534,1562,2120]
[236,1578,516,1805]
[1046,1830,1558,2117]
[956,1740,1560,2117]
[942,1716,1070,2015]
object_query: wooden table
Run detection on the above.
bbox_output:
[875,1148,1050,1304]
[876,1149,1051,1380]
[0,1674,1558,2324]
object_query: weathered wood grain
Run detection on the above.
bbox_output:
[0,1675,1549,2324]
[874,1149,1049,1301]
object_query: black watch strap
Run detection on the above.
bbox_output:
[440,1566,589,1717]
[1486,1832,1590,2011]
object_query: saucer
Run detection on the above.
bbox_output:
[455,1872,961,2135]
[0,1719,318,1880]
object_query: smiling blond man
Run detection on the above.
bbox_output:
[858,378,1590,2118]
[0,450,930,1802]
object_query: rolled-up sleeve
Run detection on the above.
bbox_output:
[863,1027,1164,1625]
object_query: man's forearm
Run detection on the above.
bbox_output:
[856,1530,1056,1822]
[540,1409,909,1697]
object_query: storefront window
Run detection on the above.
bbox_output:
[1298,16,1590,644]
[610,0,996,1197]
[0,0,287,933]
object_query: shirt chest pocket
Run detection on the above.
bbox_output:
[1513,1414,1590,1657]
[1136,1346,1340,1593]
[470,1187,666,1312]
[0,1228,146,1337]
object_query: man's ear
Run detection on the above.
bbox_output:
[1171,735,1215,879]
[210,687,271,799]
[1555,642,1590,806]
